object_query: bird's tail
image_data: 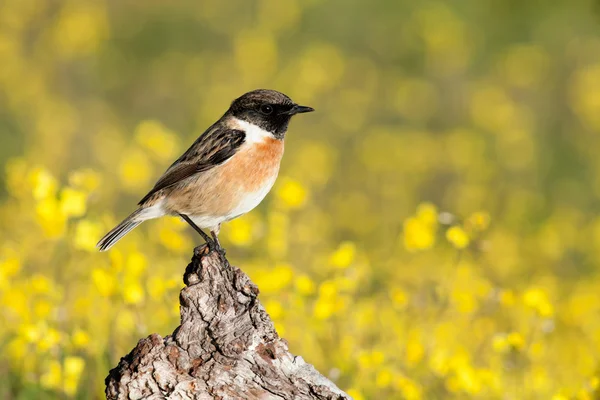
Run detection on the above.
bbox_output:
[97,209,144,251]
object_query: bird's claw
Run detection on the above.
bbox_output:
[198,238,226,257]
[210,240,226,257]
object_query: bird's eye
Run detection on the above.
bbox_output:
[259,105,273,115]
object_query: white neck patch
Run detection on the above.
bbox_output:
[233,118,274,144]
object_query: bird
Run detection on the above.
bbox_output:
[97,89,314,253]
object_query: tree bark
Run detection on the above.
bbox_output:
[105,246,351,400]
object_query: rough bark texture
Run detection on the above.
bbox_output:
[105,246,351,400]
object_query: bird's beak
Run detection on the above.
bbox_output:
[283,104,315,115]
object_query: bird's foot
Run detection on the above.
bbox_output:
[194,238,226,258]
[210,240,226,257]
[180,214,226,257]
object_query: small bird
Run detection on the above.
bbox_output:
[97,89,313,252]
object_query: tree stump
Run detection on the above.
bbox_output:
[105,246,351,400]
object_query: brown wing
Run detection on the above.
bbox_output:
[138,126,246,205]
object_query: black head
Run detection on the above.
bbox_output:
[228,89,314,138]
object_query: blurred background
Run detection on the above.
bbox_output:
[1,0,600,398]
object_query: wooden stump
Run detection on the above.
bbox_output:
[105,247,351,400]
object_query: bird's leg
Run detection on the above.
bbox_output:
[179,214,215,252]
[210,231,221,247]
[210,224,225,255]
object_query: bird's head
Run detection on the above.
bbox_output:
[228,89,314,138]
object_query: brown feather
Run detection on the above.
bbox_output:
[138,125,245,205]
[163,137,284,216]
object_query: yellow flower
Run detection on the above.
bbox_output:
[395,376,423,400]
[53,2,108,57]
[329,241,356,268]
[92,268,116,297]
[267,211,289,258]
[273,321,286,336]
[319,280,337,299]
[30,274,52,294]
[467,211,491,232]
[158,221,190,252]
[36,197,67,237]
[357,351,373,369]
[123,281,145,305]
[28,166,58,200]
[276,177,308,209]
[20,323,43,343]
[255,264,293,294]
[126,252,147,277]
[264,299,284,320]
[68,168,101,192]
[6,337,28,362]
[60,187,87,218]
[376,368,393,388]
[346,389,365,400]
[313,298,335,320]
[403,217,436,251]
[71,329,91,349]
[391,288,409,308]
[135,120,180,162]
[429,350,450,376]
[523,288,554,317]
[406,332,425,366]
[40,360,62,390]
[2,288,29,320]
[0,248,21,278]
[38,328,62,352]
[456,366,482,394]
[403,203,439,251]
[492,334,509,353]
[34,299,53,318]
[115,309,136,335]
[72,296,92,319]
[227,216,255,247]
[371,350,385,365]
[416,202,438,225]
[63,356,85,396]
[73,220,103,251]
[452,291,477,314]
[119,149,153,191]
[165,277,180,290]
[147,276,167,300]
[109,249,125,273]
[507,332,525,350]
[529,342,544,359]
[499,290,516,306]
[446,226,470,249]
[295,275,316,296]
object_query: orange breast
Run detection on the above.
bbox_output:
[221,137,284,192]
[164,138,285,216]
